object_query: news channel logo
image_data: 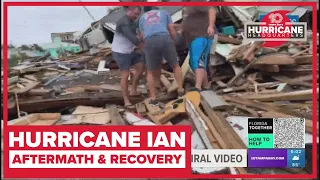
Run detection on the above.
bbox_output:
[244,10,307,44]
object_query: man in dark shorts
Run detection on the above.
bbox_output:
[139,6,185,106]
[181,3,217,92]
[112,6,145,108]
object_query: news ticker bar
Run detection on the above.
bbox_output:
[9,149,305,168]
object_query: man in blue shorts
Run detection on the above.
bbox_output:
[139,6,185,106]
[181,5,217,92]
[112,6,145,108]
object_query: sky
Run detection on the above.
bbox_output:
[6,6,110,46]
[2,0,318,46]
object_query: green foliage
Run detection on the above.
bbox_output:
[20,45,30,50]
[33,44,45,52]
[8,54,21,67]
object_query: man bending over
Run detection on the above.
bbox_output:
[112,6,145,108]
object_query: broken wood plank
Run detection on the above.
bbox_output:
[242,89,315,101]
[167,54,190,93]
[271,75,313,88]
[108,105,126,125]
[23,75,37,81]
[19,77,34,83]
[255,53,295,65]
[63,106,110,125]
[28,88,54,96]
[14,92,21,118]
[201,90,231,110]
[223,95,313,121]
[135,102,147,116]
[9,113,61,126]
[84,84,122,92]
[160,75,171,90]
[185,99,216,149]
[218,35,242,45]
[291,48,311,58]
[230,103,259,117]
[200,100,248,174]
[13,82,40,94]
[227,58,259,87]
[294,54,313,64]
[251,64,280,72]
[44,73,65,86]
[8,76,19,85]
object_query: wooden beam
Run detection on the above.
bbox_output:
[271,75,313,88]
[108,105,126,125]
[135,102,147,116]
[241,89,315,101]
[13,82,40,95]
[254,54,295,65]
[160,75,171,90]
[223,95,313,123]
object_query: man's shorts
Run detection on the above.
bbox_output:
[189,37,213,71]
[112,51,145,71]
[144,35,178,71]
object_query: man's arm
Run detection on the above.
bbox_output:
[208,7,216,29]
[117,18,141,47]
[165,11,177,44]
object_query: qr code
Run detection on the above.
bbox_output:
[274,118,305,148]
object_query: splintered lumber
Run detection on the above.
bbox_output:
[251,64,280,72]
[144,98,173,125]
[186,100,245,175]
[223,95,313,121]
[108,105,126,125]
[28,88,54,96]
[200,100,248,174]
[294,54,313,64]
[135,102,147,116]
[185,99,216,149]
[200,90,231,110]
[12,92,177,115]
[13,82,40,94]
[63,106,110,125]
[254,54,295,65]
[23,75,37,81]
[85,84,122,92]
[201,100,241,149]
[261,111,315,134]
[9,113,61,126]
[226,58,259,87]
[160,75,171,90]
[217,35,242,45]
[291,48,311,58]
[186,99,225,149]
[230,103,259,117]
[271,75,313,87]
[242,89,315,101]
[167,54,190,93]
[8,76,19,85]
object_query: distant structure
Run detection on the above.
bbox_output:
[51,32,80,43]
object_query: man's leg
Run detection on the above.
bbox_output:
[130,53,145,96]
[144,36,162,104]
[112,52,132,106]
[189,37,212,91]
[194,68,206,90]
[162,36,185,96]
